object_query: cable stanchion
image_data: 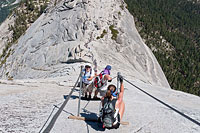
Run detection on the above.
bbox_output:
[40,67,83,133]
[124,78,200,127]
[78,66,83,116]
[117,72,121,94]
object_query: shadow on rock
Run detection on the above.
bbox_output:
[80,113,105,131]
[63,95,79,100]
[60,59,88,64]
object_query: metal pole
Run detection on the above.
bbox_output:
[78,66,83,116]
[117,72,120,94]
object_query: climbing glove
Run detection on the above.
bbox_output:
[118,75,123,83]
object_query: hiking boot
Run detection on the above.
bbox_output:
[93,96,101,100]
[85,93,88,99]
[81,94,88,100]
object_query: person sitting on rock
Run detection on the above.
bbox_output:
[99,74,125,129]
[93,65,112,100]
[82,63,95,100]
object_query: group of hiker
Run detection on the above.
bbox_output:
[81,63,125,129]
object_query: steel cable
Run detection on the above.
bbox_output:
[124,78,200,127]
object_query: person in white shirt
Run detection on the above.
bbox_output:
[82,63,95,100]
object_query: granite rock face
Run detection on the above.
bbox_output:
[0,0,170,88]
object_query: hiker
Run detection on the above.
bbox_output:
[93,65,112,99]
[99,74,125,129]
[82,63,95,100]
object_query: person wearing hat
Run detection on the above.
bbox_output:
[82,63,95,100]
[99,74,125,129]
[93,65,112,100]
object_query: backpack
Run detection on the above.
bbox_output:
[94,71,104,88]
[101,98,117,128]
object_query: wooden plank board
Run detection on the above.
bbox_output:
[68,115,129,125]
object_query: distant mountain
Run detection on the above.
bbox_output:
[0,0,170,88]
[0,0,49,63]
[125,0,200,96]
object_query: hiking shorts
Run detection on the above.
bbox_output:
[82,82,94,93]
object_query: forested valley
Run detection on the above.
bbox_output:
[125,0,200,96]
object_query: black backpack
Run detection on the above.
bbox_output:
[101,98,117,128]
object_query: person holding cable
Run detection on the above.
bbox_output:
[99,73,125,129]
[81,63,95,100]
[93,65,112,100]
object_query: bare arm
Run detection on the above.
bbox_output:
[87,76,93,81]
[118,82,124,103]
[104,74,112,81]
